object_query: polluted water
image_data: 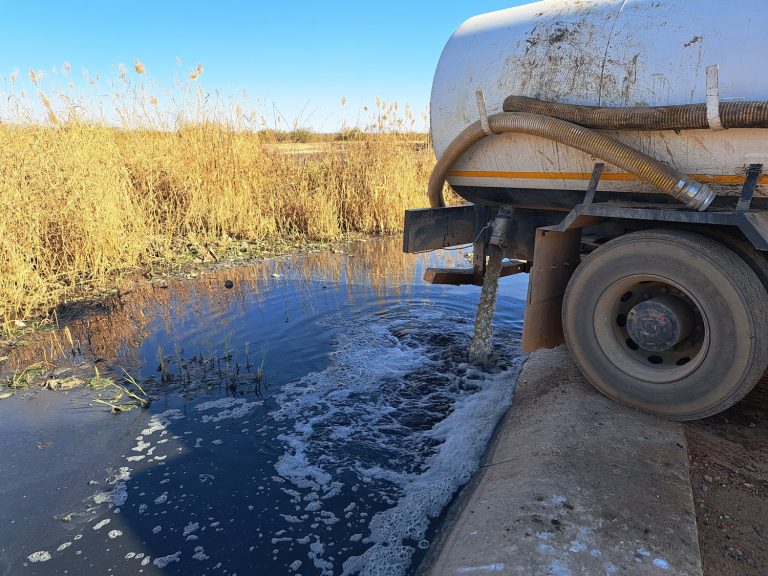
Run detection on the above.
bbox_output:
[469,208,512,366]
[468,243,505,366]
[0,237,527,576]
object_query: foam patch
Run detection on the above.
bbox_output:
[271,305,523,575]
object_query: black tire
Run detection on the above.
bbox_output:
[562,229,768,420]
[695,227,768,292]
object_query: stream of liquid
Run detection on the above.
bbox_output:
[468,244,505,366]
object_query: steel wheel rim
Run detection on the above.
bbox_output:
[593,275,710,384]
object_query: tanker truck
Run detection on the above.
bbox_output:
[403,0,768,420]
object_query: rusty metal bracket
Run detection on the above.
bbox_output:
[736,163,763,212]
[473,205,489,284]
[521,227,582,352]
[583,163,604,205]
[554,201,768,251]
[424,260,528,286]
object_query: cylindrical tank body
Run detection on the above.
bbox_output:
[431,0,768,198]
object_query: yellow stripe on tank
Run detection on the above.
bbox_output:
[447,170,768,185]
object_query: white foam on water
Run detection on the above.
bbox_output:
[142,409,185,436]
[193,546,209,561]
[153,551,181,568]
[108,530,123,539]
[270,305,523,576]
[56,542,72,552]
[308,538,333,575]
[92,466,131,508]
[196,398,262,423]
[92,519,110,530]
[27,551,51,562]
[182,522,199,537]
[93,483,128,507]
[319,511,339,526]
[196,397,243,411]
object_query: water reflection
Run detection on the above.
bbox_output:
[6,238,474,373]
[0,237,528,576]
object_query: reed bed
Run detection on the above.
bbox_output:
[0,64,435,325]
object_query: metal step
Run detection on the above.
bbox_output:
[423,260,527,286]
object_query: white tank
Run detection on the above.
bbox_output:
[431,0,768,197]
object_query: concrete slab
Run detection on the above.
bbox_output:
[418,346,702,576]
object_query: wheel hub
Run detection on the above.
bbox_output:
[626,294,695,352]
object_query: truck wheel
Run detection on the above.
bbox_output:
[562,229,768,420]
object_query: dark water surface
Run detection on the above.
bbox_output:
[0,238,527,576]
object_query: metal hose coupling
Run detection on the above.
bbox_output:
[489,207,512,247]
[675,178,716,211]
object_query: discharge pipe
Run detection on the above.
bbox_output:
[503,95,768,131]
[428,112,715,211]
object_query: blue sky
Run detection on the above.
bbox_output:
[1,1,524,130]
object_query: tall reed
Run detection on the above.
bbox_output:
[0,64,434,325]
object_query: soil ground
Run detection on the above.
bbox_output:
[685,376,768,576]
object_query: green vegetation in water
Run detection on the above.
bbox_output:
[89,367,151,413]
[1,362,47,390]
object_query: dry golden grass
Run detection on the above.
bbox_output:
[0,66,436,325]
